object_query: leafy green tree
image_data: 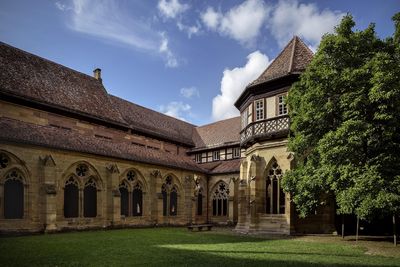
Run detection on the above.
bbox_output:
[282,13,400,220]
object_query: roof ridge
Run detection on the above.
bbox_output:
[196,116,240,129]
[109,94,197,127]
[288,36,297,73]
[0,41,99,82]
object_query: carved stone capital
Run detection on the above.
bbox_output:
[106,163,120,174]
[43,184,57,195]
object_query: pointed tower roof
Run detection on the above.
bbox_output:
[234,36,313,110]
[248,36,313,87]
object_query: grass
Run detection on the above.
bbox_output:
[0,227,399,267]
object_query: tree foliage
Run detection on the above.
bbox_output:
[282,13,400,220]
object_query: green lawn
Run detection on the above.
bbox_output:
[0,228,399,267]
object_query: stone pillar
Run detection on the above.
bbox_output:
[150,170,161,225]
[106,163,120,226]
[235,179,248,231]
[40,155,57,232]
[184,175,194,225]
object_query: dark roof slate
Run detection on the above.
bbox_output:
[192,117,240,150]
[109,95,195,146]
[248,36,313,87]
[0,42,126,125]
[200,159,240,174]
[0,118,205,172]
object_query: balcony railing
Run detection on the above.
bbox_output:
[240,115,290,147]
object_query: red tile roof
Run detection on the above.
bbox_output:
[0,42,126,125]
[0,117,206,172]
[248,36,313,87]
[200,159,241,174]
[192,117,240,150]
[110,95,195,146]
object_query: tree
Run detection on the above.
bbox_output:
[282,13,400,223]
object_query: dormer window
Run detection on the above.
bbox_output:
[213,151,220,161]
[195,154,202,163]
[233,147,241,158]
[278,95,288,115]
[255,99,264,121]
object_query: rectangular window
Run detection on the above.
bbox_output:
[213,151,220,161]
[278,95,288,115]
[195,154,202,163]
[233,147,241,158]
[247,104,252,124]
[255,99,264,121]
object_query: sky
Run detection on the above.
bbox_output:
[0,0,398,126]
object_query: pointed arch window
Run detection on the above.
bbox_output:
[4,170,24,219]
[64,176,79,218]
[132,183,143,216]
[84,178,97,218]
[212,182,229,216]
[119,181,129,217]
[161,176,178,216]
[266,161,285,214]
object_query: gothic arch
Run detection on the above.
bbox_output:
[264,157,285,215]
[120,167,148,193]
[61,161,103,189]
[211,180,229,217]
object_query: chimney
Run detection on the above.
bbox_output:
[93,68,102,82]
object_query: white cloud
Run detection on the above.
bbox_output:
[268,0,345,48]
[212,51,271,121]
[160,101,191,121]
[201,7,221,30]
[158,0,189,19]
[180,87,199,98]
[177,22,200,38]
[58,0,178,67]
[159,32,178,68]
[201,0,270,46]
[55,1,72,11]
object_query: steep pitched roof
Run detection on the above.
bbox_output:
[200,159,240,174]
[0,42,126,125]
[0,117,205,173]
[109,95,195,146]
[248,36,313,87]
[191,117,240,150]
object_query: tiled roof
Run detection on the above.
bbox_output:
[109,95,195,146]
[192,117,240,150]
[200,159,240,174]
[0,42,126,125]
[0,118,206,173]
[248,36,313,87]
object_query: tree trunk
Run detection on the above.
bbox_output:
[341,214,345,239]
[356,216,359,242]
[394,215,397,247]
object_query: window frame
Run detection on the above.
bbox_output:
[277,94,288,116]
[233,147,241,158]
[255,98,265,121]
[213,150,220,161]
[195,154,202,163]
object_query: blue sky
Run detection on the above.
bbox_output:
[0,0,398,125]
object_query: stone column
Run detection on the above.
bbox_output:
[235,179,248,231]
[184,175,194,225]
[106,163,120,226]
[150,170,161,225]
[40,155,58,232]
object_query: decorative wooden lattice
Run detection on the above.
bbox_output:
[240,116,289,145]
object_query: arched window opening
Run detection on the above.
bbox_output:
[119,182,129,217]
[266,161,285,214]
[64,176,79,218]
[170,186,178,216]
[4,170,24,219]
[162,184,167,216]
[84,178,97,218]
[0,153,10,169]
[212,182,229,216]
[197,190,203,216]
[132,183,143,216]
